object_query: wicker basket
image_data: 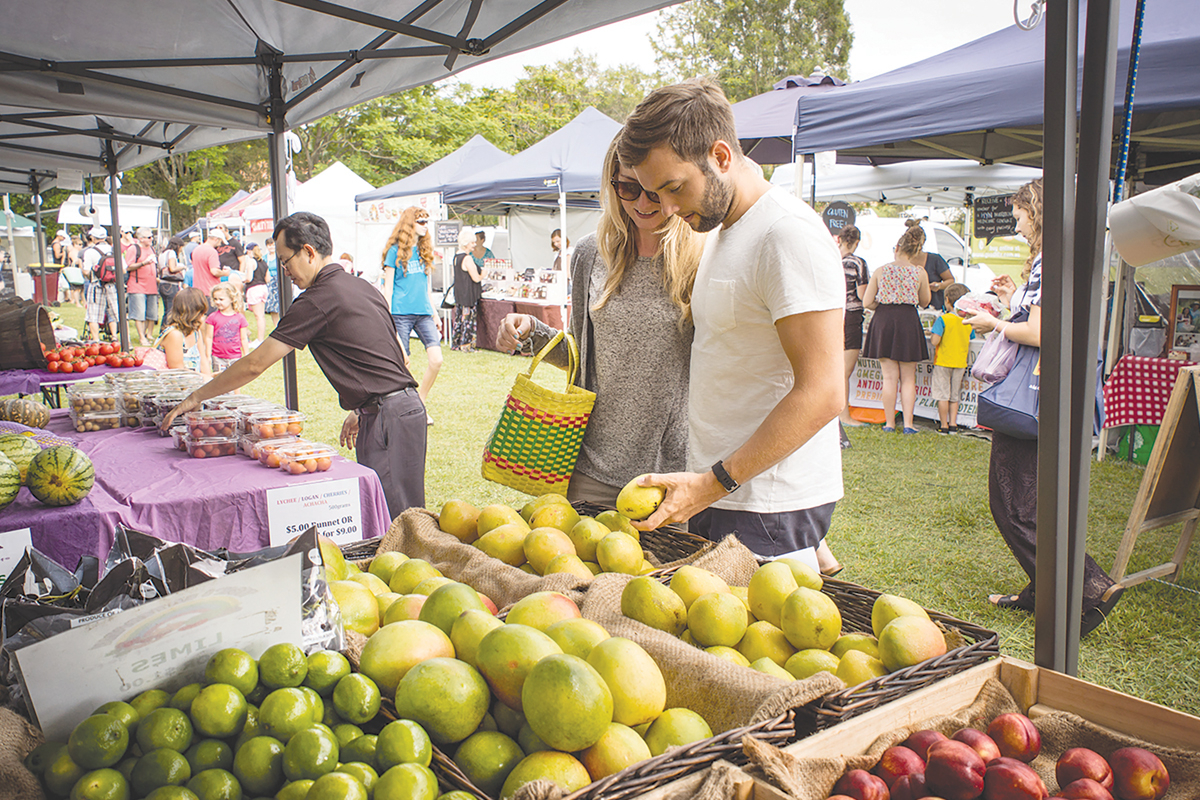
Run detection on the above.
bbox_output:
[792,576,1000,736]
[339,535,383,567]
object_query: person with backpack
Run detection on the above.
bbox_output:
[126,227,159,345]
[81,226,118,341]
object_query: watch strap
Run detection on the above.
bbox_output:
[711,460,739,493]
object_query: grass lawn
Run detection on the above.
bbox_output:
[46,303,1200,717]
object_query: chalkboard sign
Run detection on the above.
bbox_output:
[435,220,461,247]
[973,194,1017,242]
[822,201,855,236]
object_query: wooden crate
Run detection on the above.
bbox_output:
[782,656,1200,758]
[639,657,1200,800]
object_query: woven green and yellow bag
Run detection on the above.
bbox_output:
[481,331,596,496]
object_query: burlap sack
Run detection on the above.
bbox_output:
[378,509,590,611]
[580,567,844,735]
[745,676,1200,800]
[0,706,45,800]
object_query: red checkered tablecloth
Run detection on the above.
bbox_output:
[1102,355,1197,428]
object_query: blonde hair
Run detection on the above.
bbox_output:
[210,282,244,313]
[895,219,926,261]
[457,228,476,252]
[382,207,434,276]
[1012,178,1043,281]
[594,138,704,325]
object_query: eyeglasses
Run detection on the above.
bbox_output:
[279,247,305,270]
[415,218,429,225]
[610,179,660,204]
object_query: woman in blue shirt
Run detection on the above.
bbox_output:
[382,206,441,422]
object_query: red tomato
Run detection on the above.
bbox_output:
[74,361,89,373]
[86,344,100,357]
[40,342,47,353]
[47,352,60,363]
[100,343,114,355]
[47,361,60,373]
[122,357,135,368]
[106,354,121,367]
[134,356,144,366]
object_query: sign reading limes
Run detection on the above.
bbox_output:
[14,555,303,741]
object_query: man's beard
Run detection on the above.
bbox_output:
[691,163,735,232]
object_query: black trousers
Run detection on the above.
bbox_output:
[988,432,1115,611]
[158,281,182,326]
[356,388,426,520]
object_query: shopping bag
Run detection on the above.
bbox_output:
[481,331,595,496]
[971,332,1019,383]
[976,343,1040,439]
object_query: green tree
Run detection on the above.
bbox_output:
[652,0,852,101]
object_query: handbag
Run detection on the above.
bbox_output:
[481,331,596,496]
[440,284,455,310]
[976,342,1040,439]
[132,345,167,370]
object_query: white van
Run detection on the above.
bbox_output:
[849,216,995,295]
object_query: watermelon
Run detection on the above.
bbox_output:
[0,452,19,511]
[26,445,95,507]
[0,433,42,483]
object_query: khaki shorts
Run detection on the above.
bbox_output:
[932,365,966,402]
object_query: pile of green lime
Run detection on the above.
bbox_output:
[24,643,467,800]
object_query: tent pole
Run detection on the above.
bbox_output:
[105,141,130,352]
[1035,0,1079,675]
[30,176,50,307]
[266,54,298,412]
[2,195,17,273]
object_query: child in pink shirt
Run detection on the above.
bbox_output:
[204,284,250,373]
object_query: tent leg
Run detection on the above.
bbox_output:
[266,51,298,412]
[106,142,130,353]
[30,178,50,307]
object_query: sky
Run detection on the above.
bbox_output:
[451,0,1018,88]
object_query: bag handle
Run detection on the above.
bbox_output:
[527,330,581,387]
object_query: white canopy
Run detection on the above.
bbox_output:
[244,161,373,260]
[770,160,1044,206]
[0,0,681,187]
[56,194,171,230]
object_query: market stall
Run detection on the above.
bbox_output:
[0,408,389,571]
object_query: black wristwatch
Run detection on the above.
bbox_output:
[711,460,740,493]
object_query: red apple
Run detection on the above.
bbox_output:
[926,739,987,800]
[873,745,926,788]
[953,728,1003,765]
[1107,748,1169,800]
[832,768,891,800]
[986,713,1042,763]
[1056,748,1113,791]
[904,728,951,760]
[983,759,1048,799]
[891,773,929,800]
[1058,778,1115,800]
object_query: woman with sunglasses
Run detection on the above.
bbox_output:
[382,206,441,423]
[497,139,704,505]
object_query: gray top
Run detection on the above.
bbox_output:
[528,233,692,489]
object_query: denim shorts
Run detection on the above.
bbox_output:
[127,292,158,321]
[391,314,441,354]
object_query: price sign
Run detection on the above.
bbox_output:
[14,556,303,741]
[973,194,1017,242]
[266,478,363,546]
[0,527,31,585]
[435,220,462,247]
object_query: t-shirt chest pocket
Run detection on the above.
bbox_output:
[703,279,738,335]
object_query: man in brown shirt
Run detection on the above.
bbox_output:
[163,212,426,517]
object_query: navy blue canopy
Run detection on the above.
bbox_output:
[729,74,845,165]
[793,1,1200,184]
[444,107,622,214]
[355,135,510,203]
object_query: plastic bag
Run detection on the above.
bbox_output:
[954,292,1004,319]
[971,331,1020,383]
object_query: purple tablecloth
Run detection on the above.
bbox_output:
[0,410,391,569]
[0,364,156,399]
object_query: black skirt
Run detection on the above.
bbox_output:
[863,303,929,362]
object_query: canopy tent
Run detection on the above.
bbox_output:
[209,186,272,227]
[444,108,622,213]
[729,73,845,165]
[1,0,678,398]
[792,0,1200,186]
[356,135,510,203]
[769,159,1045,206]
[244,162,374,269]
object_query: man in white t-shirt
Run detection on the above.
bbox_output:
[617,78,845,567]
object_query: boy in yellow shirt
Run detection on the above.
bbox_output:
[930,283,975,434]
